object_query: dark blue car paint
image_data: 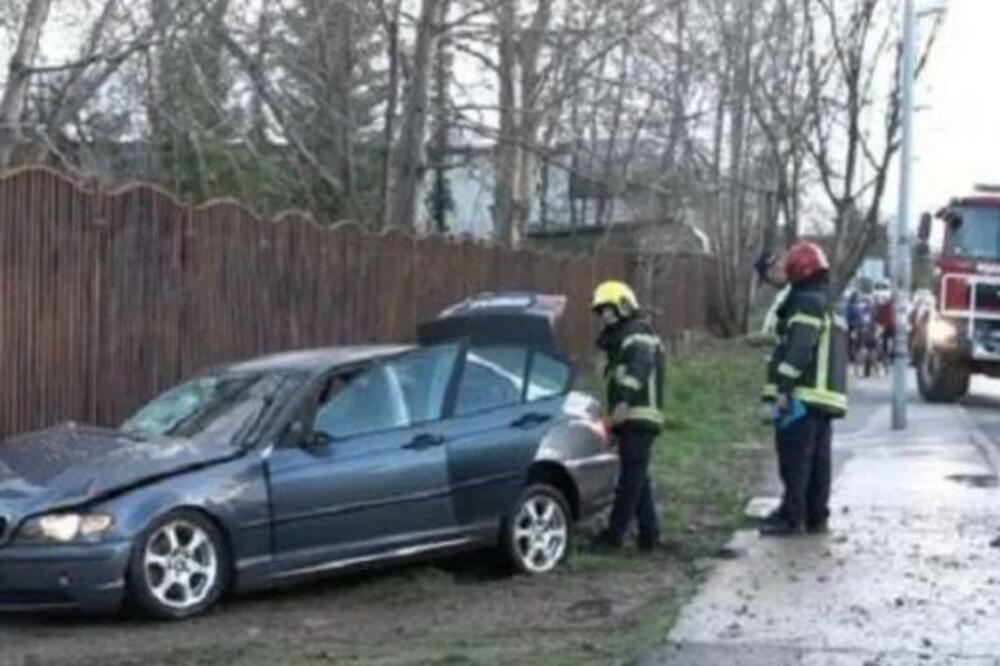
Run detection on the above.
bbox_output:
[441,399,557,527]
[266,421,457,574]
[0,345,618,613]
[0,540,132,611]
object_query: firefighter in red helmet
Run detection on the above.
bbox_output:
[756,241,849,536]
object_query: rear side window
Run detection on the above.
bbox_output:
[526,352,572,402]
[454,347,527,416]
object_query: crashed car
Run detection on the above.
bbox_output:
[0,293,617,619]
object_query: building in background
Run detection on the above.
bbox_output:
[437,142,711,256]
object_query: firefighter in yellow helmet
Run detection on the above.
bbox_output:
[590,281,666,553]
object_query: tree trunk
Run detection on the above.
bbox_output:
[428,0,453,234]
[385,0,442,230]
[332,0,357,206]
[0,0,53,170]
[378,0,403,228]
[493,0,519,246]
[494,0,553,247]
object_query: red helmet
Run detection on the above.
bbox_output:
[784,241,829,284]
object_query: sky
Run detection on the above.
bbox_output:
[908,0,1000,221]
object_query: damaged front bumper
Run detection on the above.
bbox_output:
[0,540,131,612]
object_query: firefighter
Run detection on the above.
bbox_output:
[756,242,849,537]
[590,280,666,552]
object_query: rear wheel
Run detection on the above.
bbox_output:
[501,484,571,575]
[127,509,230,620]
[917,347,970,403]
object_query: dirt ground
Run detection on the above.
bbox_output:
[0,543,707,666]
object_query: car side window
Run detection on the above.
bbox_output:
[453,346,528,417]
[313,345,459,440]
[525,352,572,402]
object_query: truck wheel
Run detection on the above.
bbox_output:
[916,347,969,403]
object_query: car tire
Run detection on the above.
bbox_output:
[916,347,970,403]
[501,483,572,575]
[127,509,230,620]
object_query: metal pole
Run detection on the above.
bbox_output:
[892,0,916,430]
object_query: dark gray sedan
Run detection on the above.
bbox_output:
[0,294,617,619]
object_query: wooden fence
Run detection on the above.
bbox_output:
[0,167,711,438]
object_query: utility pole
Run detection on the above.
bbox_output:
[892,0,916,430]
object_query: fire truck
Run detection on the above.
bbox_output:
[912,191,1000,402]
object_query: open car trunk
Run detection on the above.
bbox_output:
[417,292,568,356]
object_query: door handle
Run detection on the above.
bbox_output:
[403,433,445,451]
[511,412,553,429]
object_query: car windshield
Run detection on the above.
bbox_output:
[952,206,1000,260]
[121,371,300,446]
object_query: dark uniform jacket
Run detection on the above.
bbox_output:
[763,276,849,418]
[598,316,666,432]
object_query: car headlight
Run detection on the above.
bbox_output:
[928,319,957,346]
[18,512,115,543]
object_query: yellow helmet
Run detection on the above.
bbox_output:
[592,280,639,315]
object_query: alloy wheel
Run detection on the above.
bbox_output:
[512,493,568,574]
[143,519,219,611]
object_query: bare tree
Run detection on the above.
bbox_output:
[803,0,942,294]
[384,0,446,230]
[427,0,455,233]
[0,0,52,169]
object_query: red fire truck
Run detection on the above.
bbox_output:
[912,193,1000,402]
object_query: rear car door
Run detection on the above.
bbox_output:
[438,346,574,532]
[266,345,462,575]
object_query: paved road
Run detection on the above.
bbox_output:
[962,375,1000,447]
[646,374,1000,666]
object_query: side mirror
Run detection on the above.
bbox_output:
[917,213,932,242]
[279,421,309,448]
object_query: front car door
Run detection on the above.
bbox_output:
[266,345,463,577]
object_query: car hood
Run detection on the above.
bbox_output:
[0,423,237,521]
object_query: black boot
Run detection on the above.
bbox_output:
[805,519,829,535]
[637,535,661,554]
[758,516,803,537]
[591,530,623,553]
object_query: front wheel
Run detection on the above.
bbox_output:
[127,509,230,620]
[501,484,571,575]
[916,347,970,403]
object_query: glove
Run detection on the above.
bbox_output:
[770,397,806,430]
[754,251,777,280]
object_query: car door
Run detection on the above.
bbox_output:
[437,346,574,532]
[267,345,462,575]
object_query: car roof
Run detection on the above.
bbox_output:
[221,345,414,375]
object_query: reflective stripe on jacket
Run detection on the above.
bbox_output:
[603,318,666,431]
[763,280,849,418]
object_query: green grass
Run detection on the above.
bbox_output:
[655,343,770,549]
